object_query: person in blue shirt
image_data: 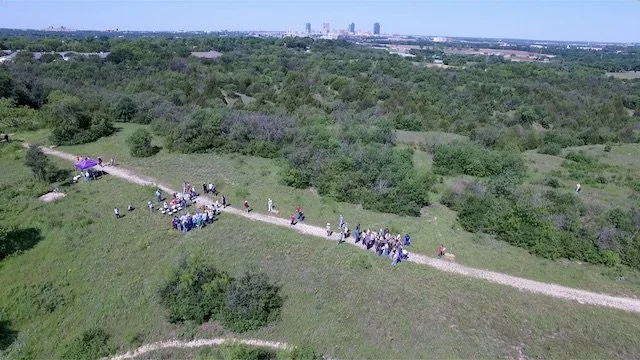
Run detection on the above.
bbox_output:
[404,234,411,246]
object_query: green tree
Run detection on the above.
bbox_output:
[126,128,157,157]
[24,144,49,181]
[116,96,137,122]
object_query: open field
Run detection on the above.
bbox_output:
[605,71,640,80]
[2,155,640,359]
[394,130,468,146]
[15,125,640,297]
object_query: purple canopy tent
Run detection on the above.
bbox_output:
[75,158,98,170]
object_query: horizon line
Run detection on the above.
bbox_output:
[0,27,637,46]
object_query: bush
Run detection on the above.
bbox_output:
[24,145,49,181]
[220,271,283,332]
[543,177,560,188]
[537,142,562,156]
[601,250,621,268]
[604,144,612,152]
[159,258,283,332]
[62,328,113,360]
[432,142,526,178]
[222,344,277,360]
[126,128,158,158]
[159,256,231,324]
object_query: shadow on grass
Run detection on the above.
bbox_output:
[0,227,43,260]
[0,319,18,350]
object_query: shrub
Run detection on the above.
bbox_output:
[24,145,49,181]
[220,271,283,332]
[537,143,561,156]
[432,142,525,178]
[159,258,283,332]
[126,128,158,158]
[159,257,231,324]
[601,250,622,268]
[542,177,560,188]
[222,344,277,360]
[288,344,322,360]
[604,144,612,152]
[62,328,113,360]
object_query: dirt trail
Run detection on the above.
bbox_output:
[37,146,640,313]
[106,338,290,360]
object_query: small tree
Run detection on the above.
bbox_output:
[126,128,157,157]
[24,145,49,181]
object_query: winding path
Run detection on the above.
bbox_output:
[107,338,290,360]
[37,145,640,314]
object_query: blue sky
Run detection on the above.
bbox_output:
[1,0,638,42]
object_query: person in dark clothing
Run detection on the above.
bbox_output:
[203,183,207,194]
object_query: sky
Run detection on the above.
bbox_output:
[0,0,639,43]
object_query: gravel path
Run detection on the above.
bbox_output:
[38,146,640,313]
[106,338,290,360]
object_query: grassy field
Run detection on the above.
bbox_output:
[15,125,640,297]
[605,71,640,80]
[394,130,468,146]
[2,154,640,359]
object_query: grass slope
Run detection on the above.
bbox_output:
[15,125,640,297]
[2,157,640,359]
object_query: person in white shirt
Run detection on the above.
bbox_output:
[268,198,273,212]
[575,183,581,193]
[114,207,120,218]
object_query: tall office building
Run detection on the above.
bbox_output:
[348,23,355,34]
[373,22,380,35]
[305,23,311,33]
[322,22,330,34]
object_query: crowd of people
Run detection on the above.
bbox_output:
[323,214,412,266]
[112,179,446,263]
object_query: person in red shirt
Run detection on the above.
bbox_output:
[296,206,304,221]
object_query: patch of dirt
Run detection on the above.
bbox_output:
[107,338,290,360]
[39,191,66,202]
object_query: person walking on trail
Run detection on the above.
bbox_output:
[221,194,227,208]
[244,200,251,212]
[575,183,581,193]
[354,224,360,243]
[296,206,304,221]
[438,244,446,257]
[268,198,273,213]
[114,207,120,219]
[326,223,332,237]
[339,214,344,230]
[290,213,296,226]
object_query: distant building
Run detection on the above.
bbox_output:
[323,22,330,34]
[305,23,311,34]
[373,22,380,35]
[348,23,355,34]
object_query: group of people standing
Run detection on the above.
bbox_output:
[326,214,411,266]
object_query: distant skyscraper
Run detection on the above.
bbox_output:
[305,23,311,33]
[323,22,330,34]
[348,23,355,34]
[373,22,380,35]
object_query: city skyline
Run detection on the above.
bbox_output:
[0,0,639,43]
